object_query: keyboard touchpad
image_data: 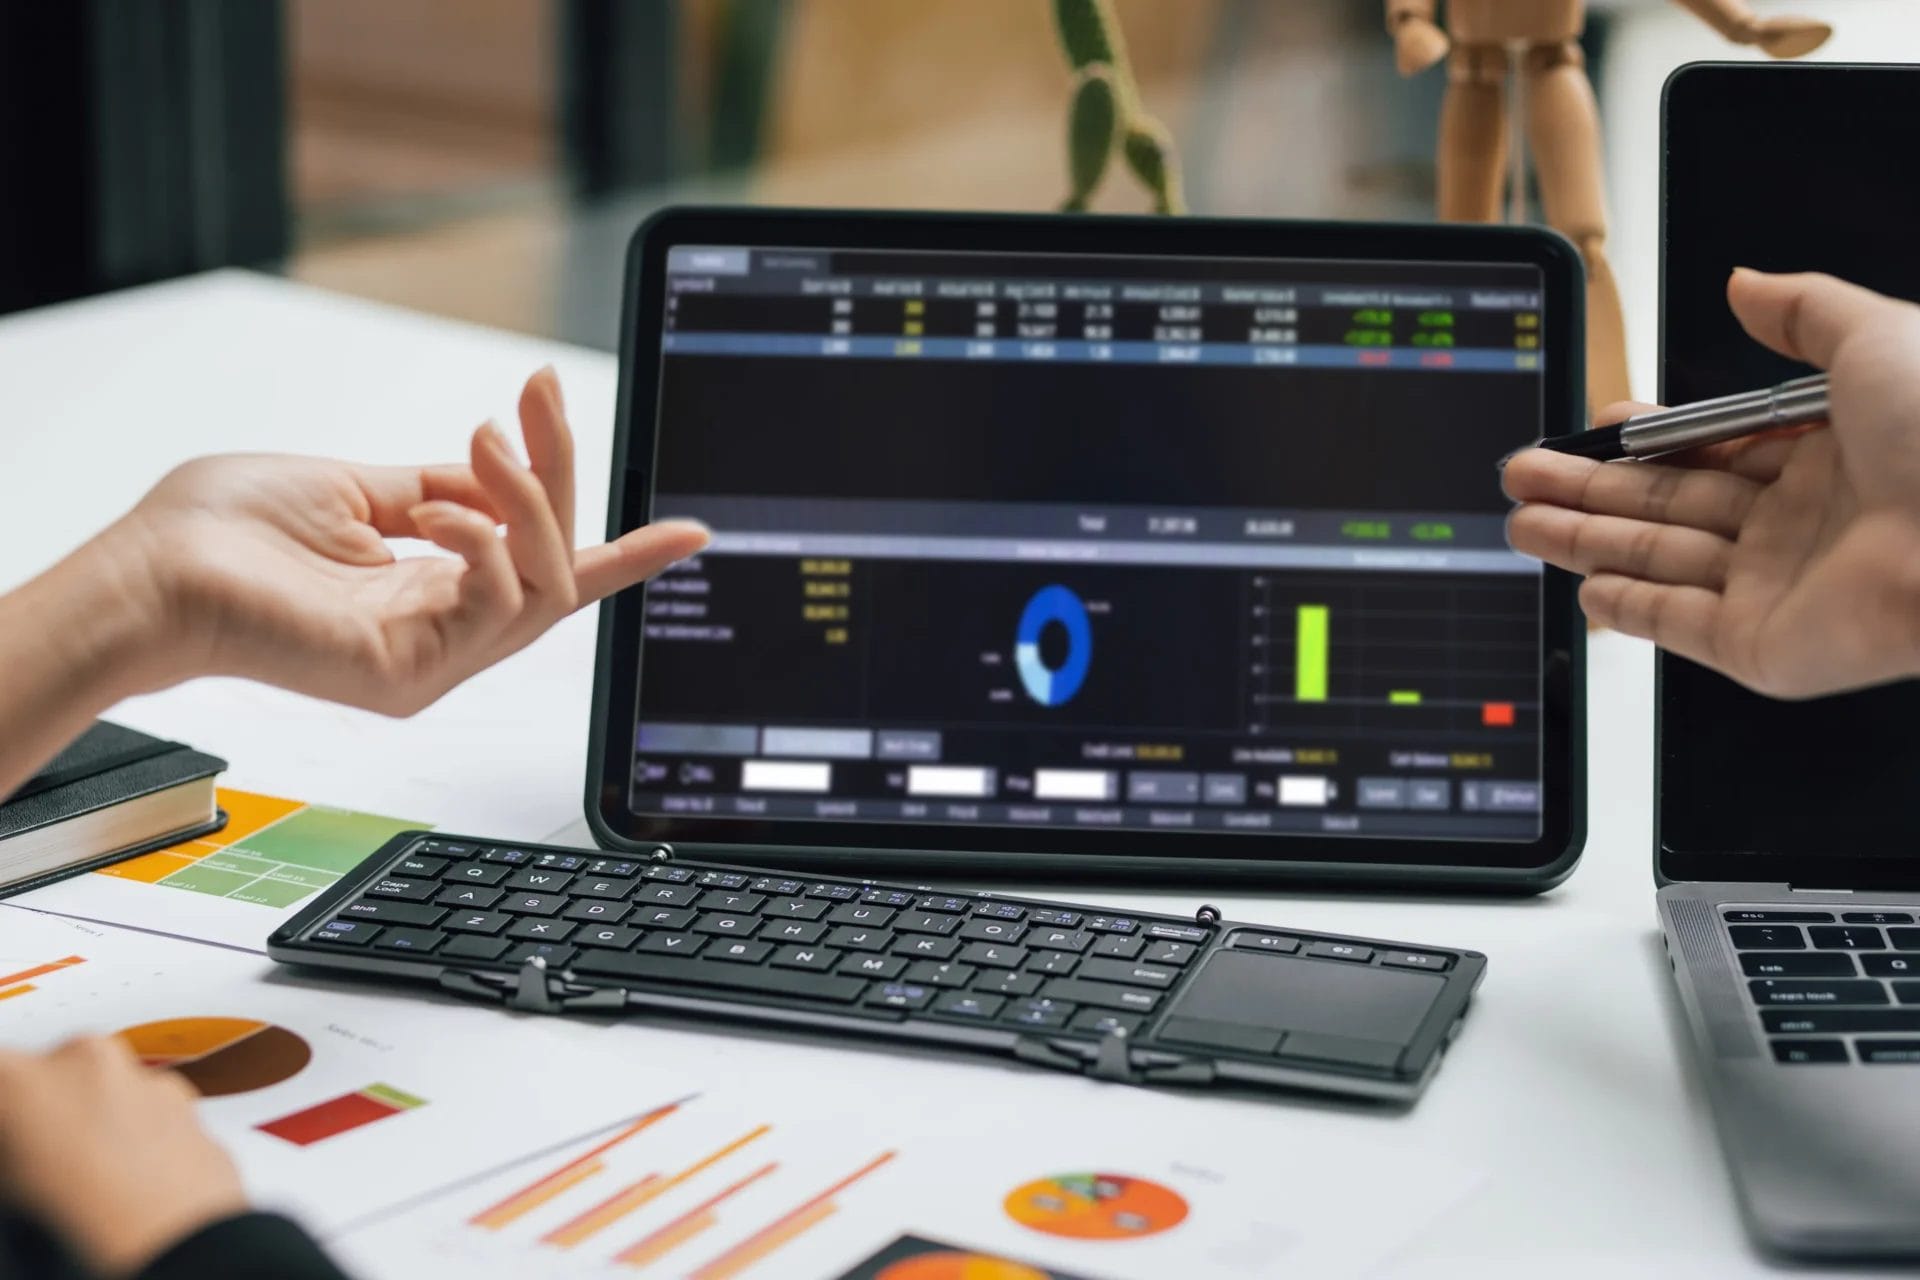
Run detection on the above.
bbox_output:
[1167,950,1444,1045]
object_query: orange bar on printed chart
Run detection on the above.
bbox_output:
[0,955,85,1000]
[611,1162,779,1267]
[543,1124,772,1248]
[687,1151,897,1280]
[469,1106,678,1230]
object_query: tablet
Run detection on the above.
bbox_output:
[588,208,1585,888]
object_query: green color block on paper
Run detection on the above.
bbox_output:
[161,865,258,896]
[234,806,424,875]
[201,851,274,874]
[230,877,320,908]
[264,865,340,890]
[364,1083,428,1110]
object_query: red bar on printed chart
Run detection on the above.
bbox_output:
[1481,702,1515,727]
[257,1083,425,1146]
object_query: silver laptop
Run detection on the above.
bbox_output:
[1655,62,1920,1259]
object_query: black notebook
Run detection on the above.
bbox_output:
[0,721,226,897]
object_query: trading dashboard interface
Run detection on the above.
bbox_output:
[632,244,1547,842]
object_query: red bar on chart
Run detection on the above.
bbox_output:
[257,1083,425,1146]
[1481,701,1515,727]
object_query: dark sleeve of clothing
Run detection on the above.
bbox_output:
[136,1213,351,1280]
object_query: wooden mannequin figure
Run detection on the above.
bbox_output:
[1388,0,1831,409]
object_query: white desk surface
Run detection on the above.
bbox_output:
[0,270,1807,1276]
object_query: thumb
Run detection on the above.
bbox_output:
[1725,268,1907,370]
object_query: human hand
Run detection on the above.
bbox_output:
[88,366,707,716]
[1392,15,1450,76]
[0,1036,246,1277]
[1504,270,1920,699]
[1740,15,1832,58]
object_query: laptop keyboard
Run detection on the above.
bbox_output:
[1725,908,1920,1064]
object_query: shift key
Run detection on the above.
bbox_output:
[339,899,446,927]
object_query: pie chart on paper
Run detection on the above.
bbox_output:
[116,1017,312,1097]
[1003,1172,1190,1240]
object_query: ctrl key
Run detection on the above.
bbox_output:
[311,919,379,946]
[1772,1039,1849,1064]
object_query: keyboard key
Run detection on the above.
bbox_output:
[1084,916,1138,935]
[436,885,503,909]
[1030,908,1082,927]
[1890,928,1920,952]
[1077,958,1177,989]
[1728,925,1804,950]
[1092,933,1146,960]
[1845,912,1914,925]
[1307,942,1374,963]
[507,918,574,943]
[841,954,908,979]
[1069,1009,1143,1037]
[1742,952,1857,977]
[1028,951,1078,977]
[643,865,696,883]
[904,961,976,988]
[959,943,1028,969]
[634,906,695,929]
[867,982,935,1011]
[638,883,699,907]
[1230,931,1301,954]
[827,926,893,952]
[1810,926,1885,951]
[806,883,861,901]
[1005,997,1075,1029]
[573,951,866,1003]
[897,912,964,936]
[341,899,446,927]
[752,877,806,896]
[973,901,1026,922]
[767,897,829,921]
[504,941,577,967]
[699,890,766,913]
[1381,950,1452,972]
[1723,910,1832,923]
[708,939,774,965]
[367,877,439,902]
[1040,978,1161,1013]
[1748,979,1887,1005]
[1158,1016,1282,1056]
[1857,1039,1920,1064]
[828,903,896,928]
[763,920,828,944]
[861,889,915,908]
[1145,923,1210,944]
[1143,941,1199,966]
[1763,1008,1920,1034]
[576,926,642,950]
[441,934,511,962]
[697,870,749,889]
[585,860,642,879]
[574,877,640,900]
[1896,982,1920,1005]
[477,846,529,864]
[563,900,631,925]
[1278,1032,1403,1073]
[694,912,759,938]
[445,862,511,886]
[1027,928,1094,953]
[312,920,379,945]
[502,893,567,917]
[1861,955,1920,978]
[893,935,960,960]
[1771,1039,1849,1064]
[933,992,1006,1021]
[960,918,1026,944]
[534,854,588,873]
[771,945,842,972]
[506,869,574,893]
[637,932,704,956]
[973,971,1043,998]
[372,926,441,953]
[395,854,449,878]
[918,895,971,915]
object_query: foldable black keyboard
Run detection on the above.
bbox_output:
[1725,906,1920,1065]
[270,833,1487,1103]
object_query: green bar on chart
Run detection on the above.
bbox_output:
[1295,606,1329,702]
[1389,690,1422,705]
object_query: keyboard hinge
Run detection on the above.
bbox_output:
[437,958,630,1015]
[1013,1028,1216,1086]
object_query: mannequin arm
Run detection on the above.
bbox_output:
[1385,0,1436,31]
[1670,0,1833,56]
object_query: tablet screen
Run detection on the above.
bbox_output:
[629,242,1548,845]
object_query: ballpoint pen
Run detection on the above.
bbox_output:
[1515,372,1829,464]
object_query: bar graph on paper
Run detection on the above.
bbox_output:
[0,955,85,1002]
[462,1099,897,1275]
[1248,573,1536,734]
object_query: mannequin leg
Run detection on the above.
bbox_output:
[1437,43,1507,223]
[1523,40,1632,409]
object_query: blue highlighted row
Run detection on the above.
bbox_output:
[663,332,1541,373]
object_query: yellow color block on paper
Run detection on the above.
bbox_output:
[96,849,203,883]
[211,790,306,844]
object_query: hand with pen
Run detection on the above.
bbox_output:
[1504,269,1920,699]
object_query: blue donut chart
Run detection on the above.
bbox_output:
[1015,585,1092,707]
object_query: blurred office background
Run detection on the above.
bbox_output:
[1,0,1914,399]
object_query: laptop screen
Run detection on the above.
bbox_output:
[630,243,1549,845]
[1661,64,1920,880]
